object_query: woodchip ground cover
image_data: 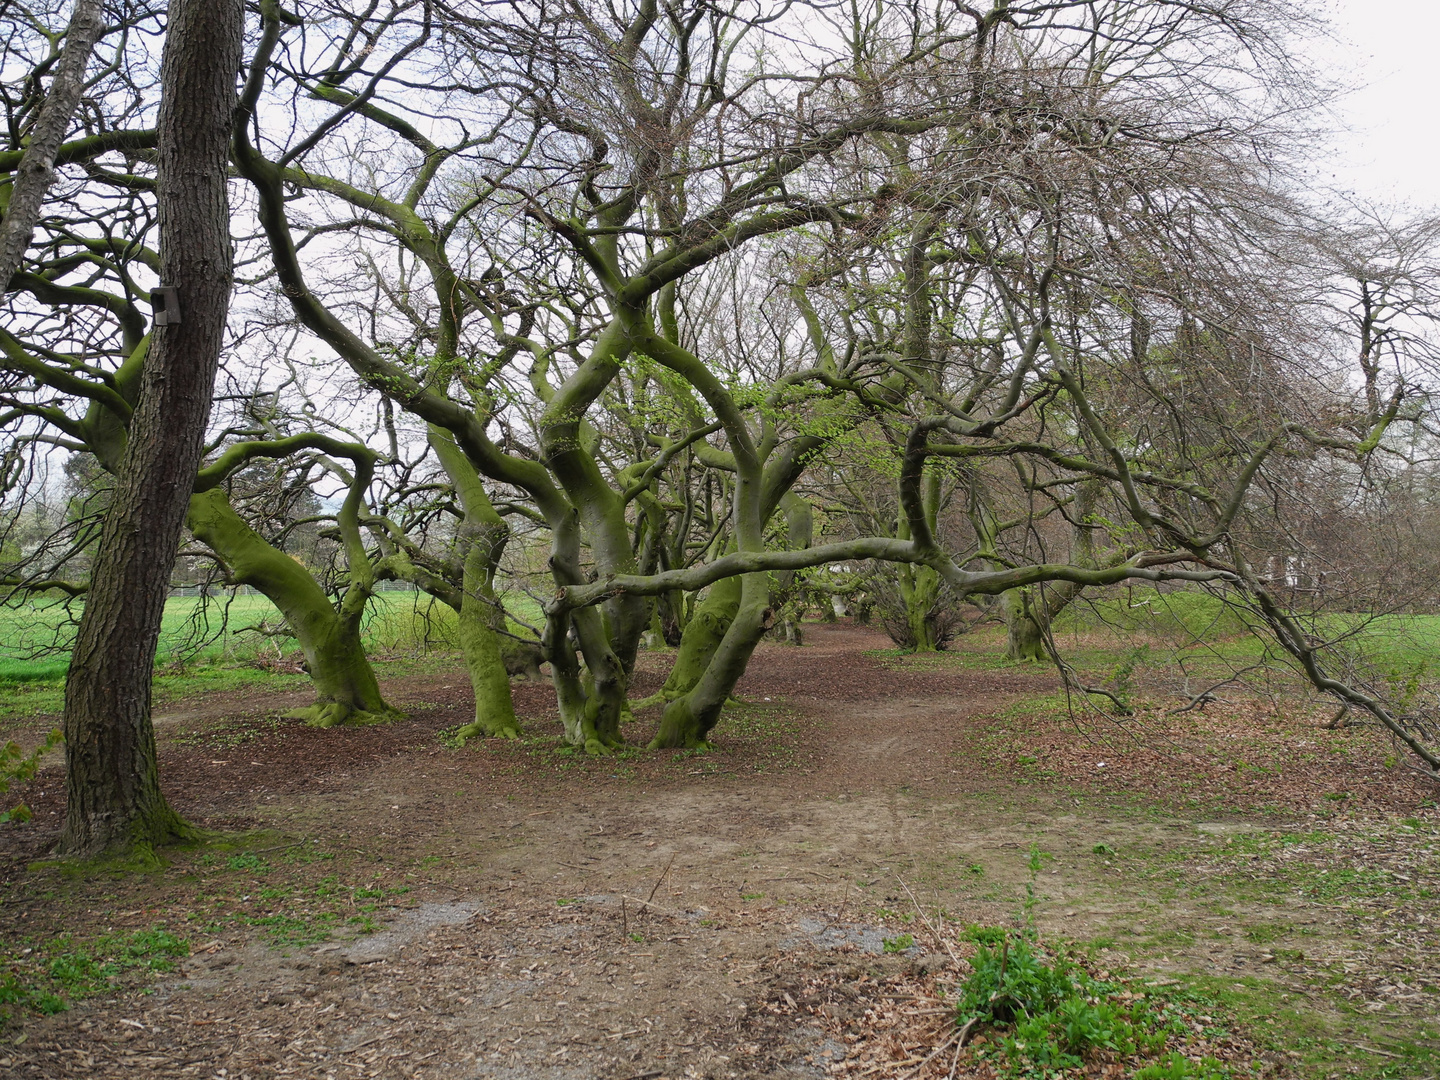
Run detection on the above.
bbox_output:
[0,622,1435,1079]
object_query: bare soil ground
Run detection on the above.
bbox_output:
[0,622,1436,1079]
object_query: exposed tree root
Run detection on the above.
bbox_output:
[285,703,404,728]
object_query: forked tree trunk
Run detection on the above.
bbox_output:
[643,574,741,706]
[1001,588,1047,662]
[58,0,243,858]
[651,570,769,748]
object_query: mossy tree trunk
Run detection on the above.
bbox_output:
[186,487,395,726]
[532,319,650,754]
[896,468,944,651]
[771,492,813,645]
[429,427,520,740]
[1001,587,1048,662]
[62,294,396,729]
[647,573,741,705]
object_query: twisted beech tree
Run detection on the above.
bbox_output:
[0,9,402,731]
[222,0,1440,775]
[233,0,938,751]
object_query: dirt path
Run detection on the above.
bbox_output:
[1,623,1436,1079]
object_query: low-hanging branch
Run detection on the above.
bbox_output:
[548,540,1237,615]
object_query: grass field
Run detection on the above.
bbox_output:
[1055,587,1440,671]
[0,592,458,683]
[0,587,552,682]
[2,583,1435,726]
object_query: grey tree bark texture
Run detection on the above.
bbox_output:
[0,0,106,292]
[58,0,245,857]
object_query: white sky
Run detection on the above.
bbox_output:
[1312,0,1440,211]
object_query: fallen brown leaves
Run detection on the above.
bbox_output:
[751,942,1280,1080]
[975,695,1437,816]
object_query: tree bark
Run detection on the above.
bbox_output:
[428,428,520,740]
[1001,588,1048,662]
[186,489,396,727]
[57,0,243,858]
[0,0,105,292]
[643,574,741,706]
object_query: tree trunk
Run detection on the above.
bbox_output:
[651,571,769,749]
[1002,588,1047,662]
[640,574,741,707]
[186,489,396,727]
[1003,482,1102,663]
[896,469,943,651]
[58,0,243,858]
[0,0,105,291]
[899,563,943,651]
[429,429,521,741]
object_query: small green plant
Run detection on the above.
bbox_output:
[956,929,1194,1078]
[882,933,914,954]
[961,924,1008,945]
[1133,1052,1230,1079]
[437,725,468,749]
[1092,842,1115,856]
[741,892,764,900]
[1,926,189,1019]
[0,728,62,824]
[226,852,270,873]
[1022,843,1052,928]
[957,935,1079,1025]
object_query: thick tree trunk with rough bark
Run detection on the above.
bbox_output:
[57,0,243,858]
[0,0,105,292]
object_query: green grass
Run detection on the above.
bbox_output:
[1182,974,1440,1080]
[0,589,545,675]
[0,589,540,717]
[1056,587,1440,669]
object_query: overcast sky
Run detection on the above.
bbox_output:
[1313,0,1439,210]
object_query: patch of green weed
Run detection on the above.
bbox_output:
[0,926,189,1020]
